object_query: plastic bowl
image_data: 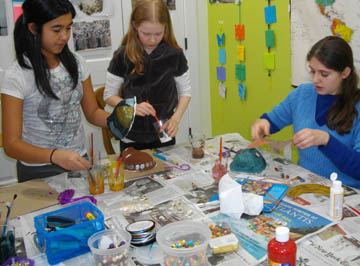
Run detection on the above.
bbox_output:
[88,229,131,266]
[156,221,211,266]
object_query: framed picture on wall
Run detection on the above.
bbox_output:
[71,0,114,18]
[72,19,112,51]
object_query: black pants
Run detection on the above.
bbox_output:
[16,154,89,183]
[120,138,175,152]
[17,161,66,183]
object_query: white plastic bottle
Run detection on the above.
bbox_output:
[329,172,344,220]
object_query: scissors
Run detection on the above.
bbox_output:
[46,215,75,231]
[165,164,191,171]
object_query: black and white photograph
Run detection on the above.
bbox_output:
[71,0,113,17]
[184,184,219,204]
[75,0,103,15]
[72,19,111,51]
[124,198,198,227]
[0,0,8,36]
[124,176,164,197]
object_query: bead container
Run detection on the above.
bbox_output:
[88,229,131,266]
[156,221,211,266]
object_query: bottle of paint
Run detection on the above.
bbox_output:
[329,172,344,220]
[268,226,296,266]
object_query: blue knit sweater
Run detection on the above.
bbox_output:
[262,83,360,188]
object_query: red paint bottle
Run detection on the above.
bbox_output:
[268,226,297,266]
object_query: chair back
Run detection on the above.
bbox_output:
[94,87,116,155]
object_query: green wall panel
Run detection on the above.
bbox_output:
[207,1,298,162]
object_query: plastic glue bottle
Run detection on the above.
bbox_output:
[329,172,344,220]
[267,226,296,266]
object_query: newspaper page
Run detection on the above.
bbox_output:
[208,200,333,265]
[122,197,204,228]
[296,216,360,266]
[19,133,360,266]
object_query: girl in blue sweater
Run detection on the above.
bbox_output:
[251,36,360,188]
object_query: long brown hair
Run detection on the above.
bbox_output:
[121,0,180,74]
[307,36,360,135]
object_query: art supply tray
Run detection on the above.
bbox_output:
[34,201,104,265]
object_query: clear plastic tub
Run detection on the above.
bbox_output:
[156,221,211,266]
[133,244,164,265]
[88,229,131,266]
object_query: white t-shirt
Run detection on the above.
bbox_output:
[0,53,90,165]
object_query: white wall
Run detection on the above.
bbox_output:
[0,0,212,182]
[0,0,17,184]
[195,0,211,138]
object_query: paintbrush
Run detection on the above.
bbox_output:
[1,194,17,238]
[219,136,223,164]
[146,100,163,131]
[114,156,123,180]
[88,169,95,184]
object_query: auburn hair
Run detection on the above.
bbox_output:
[121,0,180,74]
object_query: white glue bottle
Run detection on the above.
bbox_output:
[329,172,344,220]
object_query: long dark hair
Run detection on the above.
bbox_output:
[14,0,78,99]
[307,36,360,135]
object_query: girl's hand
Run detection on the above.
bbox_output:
[135,101,156,117]
[292,128,330,149]
[251,118,270,140]
[51,150,91,171]
[164,115,180,137]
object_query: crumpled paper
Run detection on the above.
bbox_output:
[219,174,263,219]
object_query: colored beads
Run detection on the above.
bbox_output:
[209,223,231,238]
[275,167,289,179]
[171,240,199,248]
[164,250,207,266]
[94,249,129,266]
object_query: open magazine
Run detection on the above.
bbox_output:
[209,200,333,265]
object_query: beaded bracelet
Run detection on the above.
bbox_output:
[50,149,57,164]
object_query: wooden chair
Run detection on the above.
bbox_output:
[94,86,116,155]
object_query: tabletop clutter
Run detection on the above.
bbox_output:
[3,133,358,266]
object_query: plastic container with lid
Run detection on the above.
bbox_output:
[267,226,296,266]
[88,229,131,266]
[156,221,211,266]
[33,201,105,265]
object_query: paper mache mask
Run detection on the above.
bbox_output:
[107,97,136,140]
[230,148,266,174]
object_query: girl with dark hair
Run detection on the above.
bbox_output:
[0,0,109,182]
[104,0,191,151]
[251,36,360,188]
